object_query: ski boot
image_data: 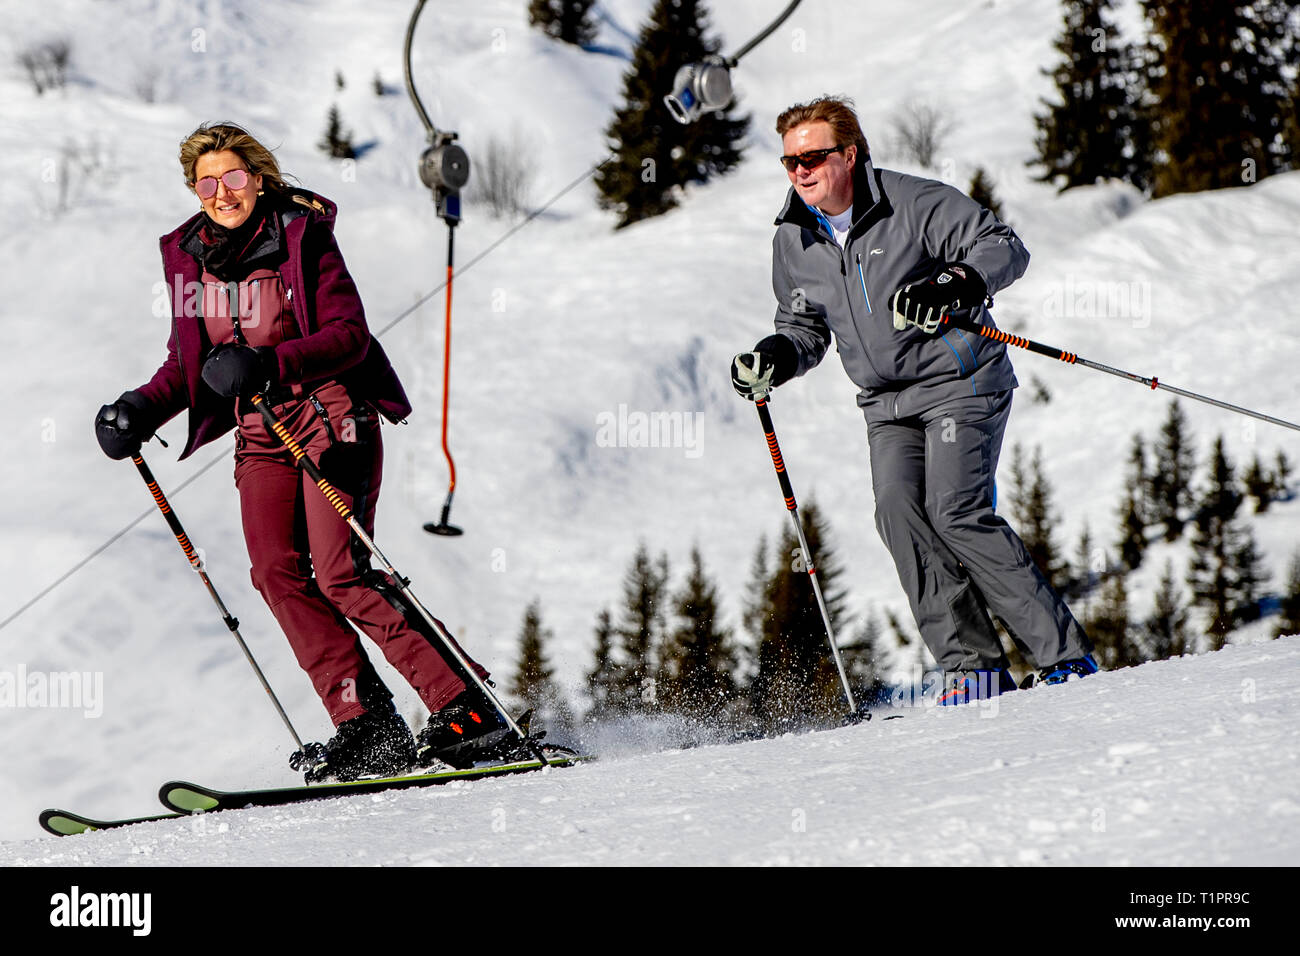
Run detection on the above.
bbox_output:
[938,668,1017,706]
[414,687,512,769]
[292,698,416,783]
[1038,654,1100,685]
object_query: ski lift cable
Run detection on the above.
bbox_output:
[729,0,805,65]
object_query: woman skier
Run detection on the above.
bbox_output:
[94,122,505,779]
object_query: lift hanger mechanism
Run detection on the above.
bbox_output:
[664,0,805,124]
[405,0,468,536]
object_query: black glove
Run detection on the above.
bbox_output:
[94,391,155,460]
[201,343,279,399]
[731,334,798,401]
[890,262,987,334]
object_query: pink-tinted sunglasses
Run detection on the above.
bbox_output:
[194,168,250,200]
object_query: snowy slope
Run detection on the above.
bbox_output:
[5,638,1298,865]
[2,0,1299,848]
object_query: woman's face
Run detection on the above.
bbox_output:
[193,150,262,229]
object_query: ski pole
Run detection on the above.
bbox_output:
[131,453,308,756]
[249,394,547,764]
[940,313,1300,434]
[752,398,861,720]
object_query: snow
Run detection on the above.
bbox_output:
[4,636,1298,866]
[1,0,1298,863]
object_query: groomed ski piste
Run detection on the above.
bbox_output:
[3,0,1300,867]
[7,638,1300,865]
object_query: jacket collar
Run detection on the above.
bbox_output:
[774,155,886,238]
[161,187,338,256]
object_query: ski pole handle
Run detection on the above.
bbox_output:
[755,398,797,512]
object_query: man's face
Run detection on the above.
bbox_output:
[782,121,856,216]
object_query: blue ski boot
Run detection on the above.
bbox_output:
[938,668,1017,706]
[1038,654,1100,685]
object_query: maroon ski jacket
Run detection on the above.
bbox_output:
[136,189,411,459]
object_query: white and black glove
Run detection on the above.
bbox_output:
[890,262,987,334]
[731,335,797,401]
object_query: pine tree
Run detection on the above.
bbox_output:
[528,0,599,46]
[585,608,618,721]
[1069,521,1101,602]
[1195,435,1243,525]
[659,546,737,719]
[1275,449,1293,498]
[743,533,770,648]
[595,0,749,227]
[509,599,572,729]
[1275,548,1300,639]
[1186,436,1260,647]
[1143,0,1296,198]
[1232,531,1268,626]
[612,543,671,713]
[749,501,849,731]
[510,599,555,704]
[318,105,356,159]
[1117,433,1149,571]
[1142,559,1190,660]
[1149,400,1195,541]
[1242,452,1274,513]
[967,167,1006,220]
[1086,572,1143,669]
[1008,443,1064,590]
[1034,0,1153,191]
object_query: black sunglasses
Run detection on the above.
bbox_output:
[779,145,844,173]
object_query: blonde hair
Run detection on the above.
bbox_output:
[178,122,292,193]
[776,96,870,161]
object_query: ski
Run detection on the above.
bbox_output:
[39,807,186,838]
[159,749,593,814]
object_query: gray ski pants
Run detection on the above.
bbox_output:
[866,389,1091,672]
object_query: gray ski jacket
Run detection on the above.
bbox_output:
[771,157,1029,423]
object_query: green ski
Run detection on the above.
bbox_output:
[39,807,186,837]
[159,751,592,814]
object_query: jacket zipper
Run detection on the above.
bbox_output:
[221,281,246,344]
[855,253,873,314]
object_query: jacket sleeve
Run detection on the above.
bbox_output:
[914,178,1030,296]
[771,233,832,377]
[274,220,371,385]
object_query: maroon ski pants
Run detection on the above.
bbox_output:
[233,384,487,726]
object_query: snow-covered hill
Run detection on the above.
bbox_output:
[1,0,1298,850]
[4,637,1298,865]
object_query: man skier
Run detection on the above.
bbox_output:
[731,96,1097,704]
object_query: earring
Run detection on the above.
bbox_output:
[257,190,264,196]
